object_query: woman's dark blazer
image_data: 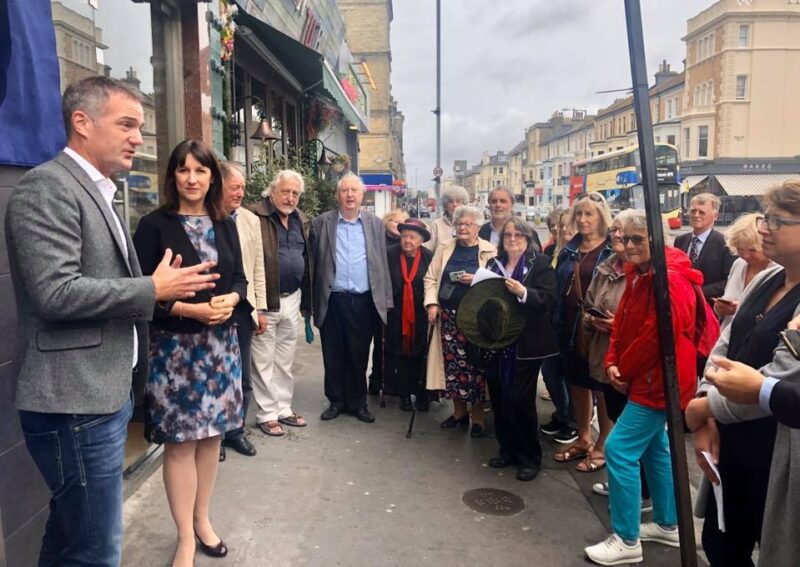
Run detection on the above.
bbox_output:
[487,254,559,360]
[385,244,433,356]
[133,207,249,334]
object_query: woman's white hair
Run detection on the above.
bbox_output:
[264,169,305,197]
[452,205,483,225]
[441,185,469,207]
[616,208,671,241]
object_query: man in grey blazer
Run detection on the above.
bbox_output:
[309,173,393,423]
[5,76,218,566]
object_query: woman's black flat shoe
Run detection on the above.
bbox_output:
[195,530,228,558]
[440,415,469,428]
[470,423,485,438]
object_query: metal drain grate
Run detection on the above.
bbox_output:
[462,488,525,516]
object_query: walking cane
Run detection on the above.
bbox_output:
[379,323,387,408]
[406,324,436,439]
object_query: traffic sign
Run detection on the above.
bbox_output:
[433,166,443,177]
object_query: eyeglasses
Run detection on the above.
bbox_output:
[503,232,525,240]
[607,226,621,235]
[621,235,647,245]
[755,214,800,232]
[455,222,476,228]
[576,192,604,203]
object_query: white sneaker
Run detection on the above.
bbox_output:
[585,534,643,565]
[639,522,679,547]
[592,482,609,496]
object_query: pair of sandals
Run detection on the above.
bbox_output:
[257,414,306,437]
[553,442,606,473]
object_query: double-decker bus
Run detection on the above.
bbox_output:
[569,143,686,220]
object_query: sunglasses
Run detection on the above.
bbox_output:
[576,192,604,203]
[621,235,647,245]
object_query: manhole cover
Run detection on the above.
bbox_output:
[462,488,525,516]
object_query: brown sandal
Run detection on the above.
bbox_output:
[278,414,307,427]
[553,443,591,463]
[575,454,606,473]
[257,421,285,437]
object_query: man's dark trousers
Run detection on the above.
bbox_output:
[19,396,132,566]
[321,291,378,411]
[227,310,253,439]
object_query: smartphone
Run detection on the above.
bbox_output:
[780,329,800,361]
[586,307,611,319]
[449,270,465,283]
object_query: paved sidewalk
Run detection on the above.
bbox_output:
[122,338,697,566]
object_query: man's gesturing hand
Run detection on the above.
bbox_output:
[152,248,219,300]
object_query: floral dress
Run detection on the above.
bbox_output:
[144,215,243,444]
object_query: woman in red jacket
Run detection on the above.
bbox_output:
[585,210,702,566]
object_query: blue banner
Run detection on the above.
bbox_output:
[0,0,65,167]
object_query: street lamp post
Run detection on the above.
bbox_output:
[230,95,280,175]
[306,138,340,179]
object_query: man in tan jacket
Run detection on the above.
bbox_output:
[219,162,268,459]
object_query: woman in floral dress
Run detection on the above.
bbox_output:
[133,139,248,566]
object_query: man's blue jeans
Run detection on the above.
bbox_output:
[19,397,132,567]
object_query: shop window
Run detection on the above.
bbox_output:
[683,128,691,158]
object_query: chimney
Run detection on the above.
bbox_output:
[123,66,141,91]
[654,59,676,85]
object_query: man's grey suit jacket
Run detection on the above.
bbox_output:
[5,152,156,414]
[309,209,393,328]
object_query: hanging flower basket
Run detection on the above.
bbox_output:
[305,98,338,139]
[220,0,238,63]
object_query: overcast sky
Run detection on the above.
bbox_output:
[391,0,711,190]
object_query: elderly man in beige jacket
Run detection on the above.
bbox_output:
[219,162,268,459]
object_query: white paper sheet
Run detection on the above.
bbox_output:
[471,267,503,286]
[701,451,725,532]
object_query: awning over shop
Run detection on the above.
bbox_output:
[234,10,369,132]
[322,60,368,132]
[716,174,800,197]
[681,175,708,189]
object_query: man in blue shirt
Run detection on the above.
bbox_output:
[309,174,393,423]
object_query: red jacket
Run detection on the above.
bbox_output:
[604,247,702,410]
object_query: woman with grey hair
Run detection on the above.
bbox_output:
[424,205,497,436]
[426,185,469,251]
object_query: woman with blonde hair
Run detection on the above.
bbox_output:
[551,193,614,461]
[713,212,776,330]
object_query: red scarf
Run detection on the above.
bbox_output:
[400,251,422,355]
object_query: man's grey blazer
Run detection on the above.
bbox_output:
[5,152,156,414]
[309,209,393,328]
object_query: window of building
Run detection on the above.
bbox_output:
[655,136,661,143]
[684,128,691,158]
[666,98,674,119]
[698,126,709,158]
[667,134,676,145]
[499,167,504,174]
[738,24,750,48]
[696,33,714,63]
[736,75,748,100]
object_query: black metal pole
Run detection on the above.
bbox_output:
[623,2,697,565]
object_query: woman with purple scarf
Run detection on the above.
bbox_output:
[484,218,559,481]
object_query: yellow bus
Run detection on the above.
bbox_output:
[570,144,685,220]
